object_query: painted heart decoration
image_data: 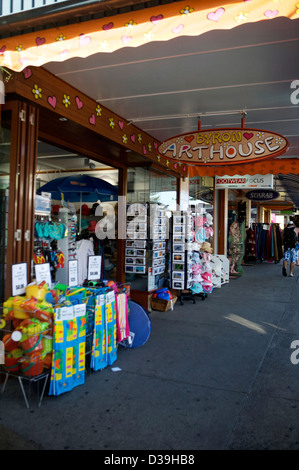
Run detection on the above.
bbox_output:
[0,45,6,55]
[172,24,184,34]
[36,37,46,46]
[89,114,96,125]
[130,134,136,143]
[150,14,163,25]
[185,135,194,143]
[244,132,254,140]
[207,7,225,22]
[264,10,278,19]
[79,34,91,46]
[47,96,57,109]
[103,22,114,31]
[75,96,83,109]
[118,120,124,130]
[60,49,69,58]
[121,35,132,44]
[22,67,32,79]
[19,57,28,66]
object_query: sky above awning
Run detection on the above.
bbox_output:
[0,0,298,72]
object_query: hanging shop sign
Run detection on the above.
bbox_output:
[215,174,273,189]
[245,189,280,201]
[157,128,289,166]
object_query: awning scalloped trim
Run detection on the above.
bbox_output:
[0,0,298,72]
[188,158,299,177]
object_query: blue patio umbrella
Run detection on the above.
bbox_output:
[37,174,118,231]
[37,174,118,203]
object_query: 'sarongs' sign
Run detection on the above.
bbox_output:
[158,128,289,166]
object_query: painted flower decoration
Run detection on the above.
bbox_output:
[99,41,108,50]
[296,4,299,15]
[148,143,152,152]
[275,137,283,145]
[125,19,137,28]
[63,94,71,108]
[32,84,42,100]
[96,105,102,117]
[122,134,128,144]
[234,11,249,22]
[144,31,154,41]
[109,118,115,129]
[203,156,210,163]
[16,45,24,52]
[138,134,142,144]
[56,34,66,42]
[180,6,194,15]
[256,131,265,138]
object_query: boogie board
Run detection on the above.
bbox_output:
[127,300,151,348]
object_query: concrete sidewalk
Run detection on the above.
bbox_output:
[1,262,299,450]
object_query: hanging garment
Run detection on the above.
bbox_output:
[76,239,95,285]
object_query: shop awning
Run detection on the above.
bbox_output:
[0,0,298,72]
[188,158,299,177]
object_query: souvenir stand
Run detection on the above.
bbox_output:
[125,202,168,300]
[171,209,196,304]
[170,207,217,304]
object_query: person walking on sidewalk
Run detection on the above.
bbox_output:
[282,221,298,277]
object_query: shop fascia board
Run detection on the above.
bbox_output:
[5,65,187,178]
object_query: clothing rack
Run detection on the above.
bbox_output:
[244,222,283,263]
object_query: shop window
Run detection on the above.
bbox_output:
[149,168,177,212]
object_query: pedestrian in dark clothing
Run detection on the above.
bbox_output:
[282,221,298,277]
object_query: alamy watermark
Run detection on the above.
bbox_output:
[91,198,205,242]
[290,80,299,105]
[290,340,299,365]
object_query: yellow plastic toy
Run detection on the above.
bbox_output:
[25,281,48,302]
[13,296,30,319]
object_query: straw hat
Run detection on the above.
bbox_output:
[200,241,213,253]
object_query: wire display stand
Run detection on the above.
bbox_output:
[0,368,50,409]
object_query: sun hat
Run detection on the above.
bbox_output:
[200,241,213,253]
[77,204,90,215]
[88,220,98,233]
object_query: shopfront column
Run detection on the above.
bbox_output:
[215,188,228,256]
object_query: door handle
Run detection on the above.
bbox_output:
[14,229,22,241]
[24,230,30,241]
